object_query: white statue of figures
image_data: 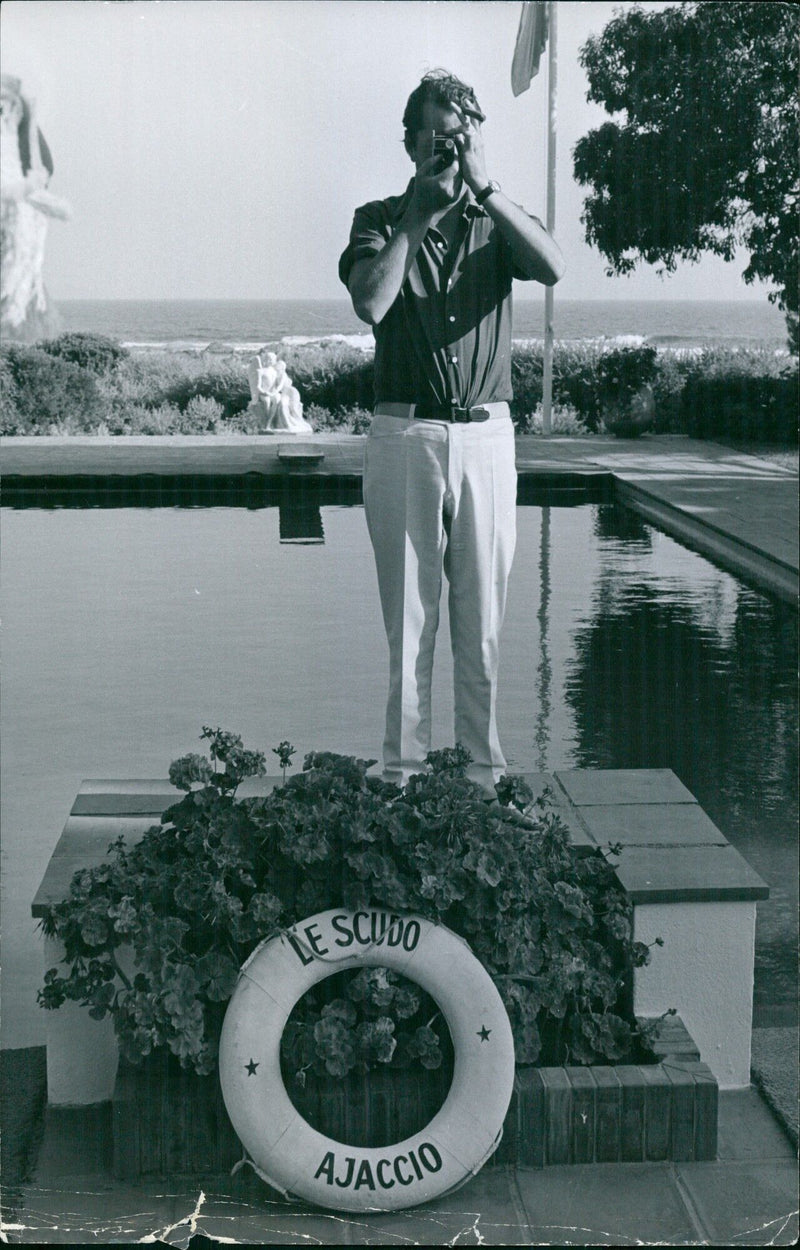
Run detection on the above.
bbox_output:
[1,74,71,342]
[246,351,313,434]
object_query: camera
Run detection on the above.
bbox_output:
[432,134,457,169]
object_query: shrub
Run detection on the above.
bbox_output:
[552,341,605,428]
[681,372,799,443]
[39,332,129,375]
[349,407,373,434]
[184,395,226,430]
[512,343,660,432]
[162,360,251,420]
[510,342,544,419]
[225,407,265,435]
[0,352,21,431]
[281,342,375,411]
[595,345,658,406]
[305,403,373,434]
[0,344,104,433]
[101,401,219,436]
[39,729,654,1080]
[13,335,795,443]
[514,403,589,435]
[650,351,692,434]
[94,353,193,413]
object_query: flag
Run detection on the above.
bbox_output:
[511,1,549,97]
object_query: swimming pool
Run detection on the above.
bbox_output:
[2,496,796,1047]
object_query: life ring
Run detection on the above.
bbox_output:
[219,908,515,1212]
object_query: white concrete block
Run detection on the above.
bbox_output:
[633,900,756,1089]
[43,934,120,1105]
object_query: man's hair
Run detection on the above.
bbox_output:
[402,69,483,150]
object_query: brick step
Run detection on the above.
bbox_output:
[111,1016,716,1180]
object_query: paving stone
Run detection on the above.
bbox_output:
[71,790,179,816]
[10,1175,182,1244]
[555,769,696,807]
[578,803,728,847]
[515,1162,700,1245]
[716,1089,797,1161]
[529,780,597,850]
[12,1170,533,1245]
[185,1194,362,1246]
[611,844,770,903]
[517,771,557,800]
[342,1168,533,1245]
[676,1160,799,1245]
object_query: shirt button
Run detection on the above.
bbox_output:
[450,355,458,364]
[449,315,456,322]
[436,241,444,250]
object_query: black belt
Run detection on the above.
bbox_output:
[413,403,491,423]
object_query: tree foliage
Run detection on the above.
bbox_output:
[573,1,799,349]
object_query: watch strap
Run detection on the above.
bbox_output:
[475,180,500,206]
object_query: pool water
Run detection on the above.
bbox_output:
[1,499,796,1047]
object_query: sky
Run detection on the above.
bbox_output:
[2,0,773,303]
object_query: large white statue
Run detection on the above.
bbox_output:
[1,74,71,342]
[246,352,312,434]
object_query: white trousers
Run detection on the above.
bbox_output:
[363,410,517,791]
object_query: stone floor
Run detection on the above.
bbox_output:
[2,1088,796,1245]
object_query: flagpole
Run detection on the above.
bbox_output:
[541,0,557,436]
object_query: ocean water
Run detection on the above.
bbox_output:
[57,297,788,353]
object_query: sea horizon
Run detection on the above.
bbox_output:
[55,295,790,353]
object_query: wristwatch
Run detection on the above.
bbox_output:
[474,180,501,206]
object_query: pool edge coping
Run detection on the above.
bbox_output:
[3,435,796,603]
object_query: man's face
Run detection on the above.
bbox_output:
[409,101,464,201]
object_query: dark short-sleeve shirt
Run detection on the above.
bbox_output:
[338,180,540,407]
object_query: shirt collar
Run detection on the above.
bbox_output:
[390,179,487,224]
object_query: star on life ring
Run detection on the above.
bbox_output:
[219,908,515,1212]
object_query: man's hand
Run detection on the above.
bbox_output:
[450,104,489,196]
[407,152,455,221]
[448,103,566,285]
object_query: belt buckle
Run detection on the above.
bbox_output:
[456,405,490,423]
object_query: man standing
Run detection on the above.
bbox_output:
[339,70,565,792]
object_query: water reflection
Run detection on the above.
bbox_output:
[279,498,325,544]
[534,507,552,771]
[564,505,798,1011]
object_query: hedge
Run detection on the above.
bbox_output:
[39,332,129,375]
[681,374,798,443]
[1,333,796,444]
[0,343,104,434]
